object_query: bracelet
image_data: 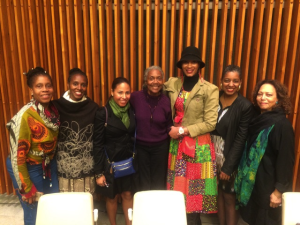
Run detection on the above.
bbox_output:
[95,173,103,179]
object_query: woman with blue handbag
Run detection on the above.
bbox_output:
[93,77,136,225]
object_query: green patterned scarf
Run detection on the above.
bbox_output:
[109,98,130,129]
[234,125,274,209]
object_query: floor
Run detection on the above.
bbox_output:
[0,193,220,225]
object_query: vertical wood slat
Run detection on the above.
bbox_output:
[138,0,144,88]
[51,0,64,97]
[246,0,265,98]
[106,0,114,87]
[186,0,193,46]
[193,0,201,48]
[240,0,255,98]
[225,0,236,66]
[154,0,160,65]
[200,0,209,77]
[66,0,76,68]
[208,0,219,83]
[5,0,22,112]
[114,0,122,78]
[59,0,69,91]
[234,0,246,66]
[216,0,228,87]
[20,0,33,72]
[0,21,13,194]
[276,0,293,83]
[177,0,185,76]
[74,0,85,71]
[129,0,136,90]
[82,0,93,98]
[122,0,129,80]
[0,0,17,118]
[145,0,152,68]
[168,0,176,77]
[35,0,47,68]
[267,0,283,80]
[99,0,107,104]
[13,0,28,104]
[28,0,39,66]
[285,0,300,95]
[90,0,100,105]
[44,0,57,98]
[161,0,168,78]
[257,0,274,81]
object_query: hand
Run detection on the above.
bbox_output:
[22,192,43,204]
[96,175,107,187]
[270,189,282,208]
[219,171,230,181]
[169,126,180,139]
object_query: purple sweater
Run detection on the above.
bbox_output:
[130,89,173,145]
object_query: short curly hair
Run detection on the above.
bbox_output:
[252,79,292,114]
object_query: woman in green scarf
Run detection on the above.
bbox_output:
[93,77,136,225]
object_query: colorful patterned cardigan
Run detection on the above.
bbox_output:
[7,103,58,198]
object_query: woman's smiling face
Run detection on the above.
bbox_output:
[30,75,53,107]
[68,74,87,101]
[181,61,200,77]
[221,71,241,96]
[256,84,278,112]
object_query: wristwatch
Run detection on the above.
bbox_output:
[179,127,184,135]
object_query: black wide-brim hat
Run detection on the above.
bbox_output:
[176,46,205,69]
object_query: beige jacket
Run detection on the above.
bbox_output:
[164,77,219,138]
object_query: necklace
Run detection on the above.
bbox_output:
[146,94,161,124]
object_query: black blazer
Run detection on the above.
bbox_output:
[93,104,136,175]
[213,93,255,175]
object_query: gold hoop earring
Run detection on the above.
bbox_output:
[238,85,241,91]
[220,83,223,89]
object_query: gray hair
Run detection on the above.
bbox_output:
[143,65,164,85]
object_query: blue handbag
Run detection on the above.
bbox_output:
[104,107,136,179]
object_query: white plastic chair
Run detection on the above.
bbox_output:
[36,192,97,225]
[282,192,300,225]
[129,190,187,225]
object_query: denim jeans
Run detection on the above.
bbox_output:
[6,157,59,225]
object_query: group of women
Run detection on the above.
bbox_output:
[6,46,295,225]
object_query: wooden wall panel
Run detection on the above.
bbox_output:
[216,0,228,88]
[1,0,300,194]
[240,0,255,97]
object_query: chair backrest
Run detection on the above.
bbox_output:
[132,190,187,225]
[36,192,94,225]
[282,192,300,225]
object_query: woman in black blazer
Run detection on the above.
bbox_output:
[93,77,135,225]
[211,65,254,225]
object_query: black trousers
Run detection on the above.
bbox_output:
[136,140,169,191]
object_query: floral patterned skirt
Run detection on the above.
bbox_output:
[167,133,218,213]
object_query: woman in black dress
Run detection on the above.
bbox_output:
[211,65,254,225]
[93,77,135,225]
[235,80,295,225]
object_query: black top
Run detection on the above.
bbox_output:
[53,97,99,179]
[182,74,199,91]
[247,109,295,208]
[93,104,136,175]
[212,93,255,175]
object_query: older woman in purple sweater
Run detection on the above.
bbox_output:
[130,66,173,191]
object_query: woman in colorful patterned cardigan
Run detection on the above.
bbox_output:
[6,67,60,225]
[235,80,295,225]
[164,46,219,225]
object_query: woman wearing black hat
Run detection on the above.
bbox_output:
[164,46,219,225]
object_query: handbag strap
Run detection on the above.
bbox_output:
[103,106,136,164]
